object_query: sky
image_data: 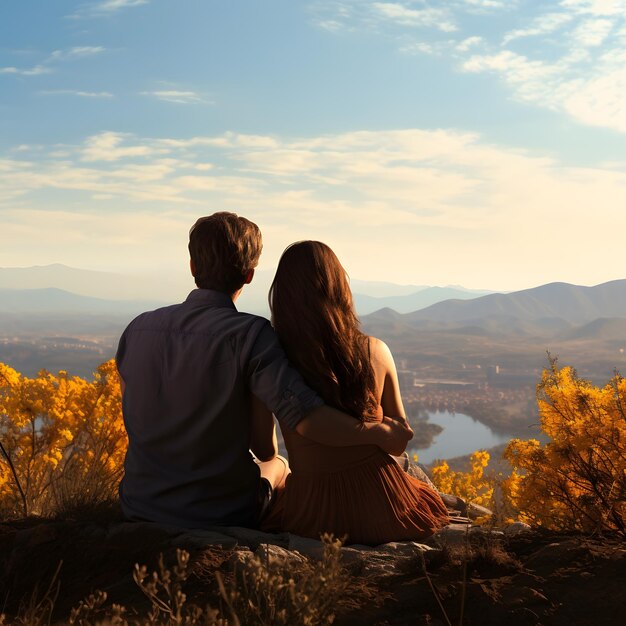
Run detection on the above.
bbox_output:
[1,0,626,292]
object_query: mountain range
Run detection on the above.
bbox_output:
[0,288,160,316]
[362,280,626,340]
[1,266,626,342]
[0,264,493,317]
[0,264,188,302]
[353,286,494,315]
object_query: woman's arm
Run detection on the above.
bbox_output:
[250,393,278,462]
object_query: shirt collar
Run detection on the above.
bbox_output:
[185,289,237,309]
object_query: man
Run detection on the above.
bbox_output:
[116,212,412,529]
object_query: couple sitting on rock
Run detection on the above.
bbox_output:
[116,212,450,546]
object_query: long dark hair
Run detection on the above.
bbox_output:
[270,241,378,421]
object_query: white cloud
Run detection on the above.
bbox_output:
[1,46,105,79]
[67,0,149,19]
[47,46,106,61]
[81,132,161,162]
[0,64,51,76]
[400,41,438,55]
[570,17,613,46]
[40,90,114,98]
[314,0,626,134]
[96,0,149,10]
[564,66,626,131]
[371,3,457,32]
[312,0,509,35]
[456,1,626,133]
[503,12,574,43]
[316,19,345,32]
[456,36,483,52]
[141,90,211,105]
[560,0,626,17]
[462,50,557,94]
[462,0,509,8]
[460,40,626,130]
[2,128,625,288]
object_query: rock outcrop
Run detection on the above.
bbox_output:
[1,515,624,625]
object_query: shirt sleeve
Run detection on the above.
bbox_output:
[242,319,324,431]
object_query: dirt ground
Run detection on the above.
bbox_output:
[1,513,624,625]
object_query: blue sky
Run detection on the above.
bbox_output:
[1,0,626,291]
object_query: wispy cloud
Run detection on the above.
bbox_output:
[81,131,162,161]
[40,89,114,98]
[1,46,105,79]
[311,0,509,34]
[315,0,626,133]
[141,90,211,104]
[371,3,457,32]
[47,46,106,62]
[502,12,574,44]
[462,0,510,9]
[96,0,149,10]
[0,64,51,76]
[455,36,484,52]
[570,17,613,46]
[2,128,626,287]
[561,0,626,17]
[460,3,626,132]
[68,0,149,18]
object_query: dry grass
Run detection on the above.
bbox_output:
[0,535,352,626]
[420,536,522,577]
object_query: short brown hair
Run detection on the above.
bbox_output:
[189,212,262,293]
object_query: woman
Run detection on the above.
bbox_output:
[261,241,449,545]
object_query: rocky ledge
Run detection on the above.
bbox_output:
[0,514,624,625]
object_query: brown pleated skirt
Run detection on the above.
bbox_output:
[262,438,449,546]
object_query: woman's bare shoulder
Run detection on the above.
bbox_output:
[367,336,395,367]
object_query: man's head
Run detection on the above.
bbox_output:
[189,212,263,294]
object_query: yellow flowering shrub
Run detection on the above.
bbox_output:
[431,450,495,511]
[0,359,126,518]
[503,362,626,534]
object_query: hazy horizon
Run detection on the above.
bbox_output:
[2,261,624,300]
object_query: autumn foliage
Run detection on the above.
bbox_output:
[0,359,126,519]
[1,358,625,534]
[429,362,626,534]
[431,450,494,512]
[504,362,626,534]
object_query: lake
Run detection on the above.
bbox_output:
[409,410,513,464]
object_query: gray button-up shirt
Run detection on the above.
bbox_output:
[116,289,323,528]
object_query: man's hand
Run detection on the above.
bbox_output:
[372,416,413,456]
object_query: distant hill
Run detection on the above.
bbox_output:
[404,281,626,326]
[0,264,186,302]
[353,286,495,315]
[349,279,429,298]
[0,264,493,318]
[0,288,162,316]
[559,317,626,342]
[361,280,626,341]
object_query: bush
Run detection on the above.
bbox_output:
[503,361,626,534]
[431,450,494,512]
[0,360,126,519]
